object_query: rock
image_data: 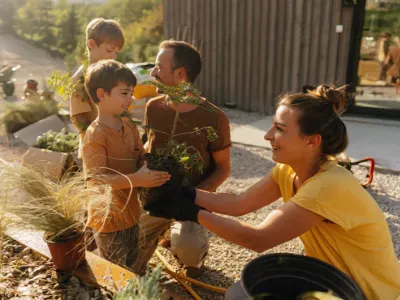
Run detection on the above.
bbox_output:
[3,245,14,254]
[37,278,48,287]
[14,245,23,253]
[21,247,32,256]
[3,251,13,258]
[77,288,90,300]
[2,256,9,263]
[22,255,32,262]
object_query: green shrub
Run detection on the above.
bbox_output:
[1,100,58,133]
[36,129,79,153]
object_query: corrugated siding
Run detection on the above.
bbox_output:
[163,0,354,114]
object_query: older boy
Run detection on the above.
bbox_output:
[70,18,124,143]
[82,60,170,268]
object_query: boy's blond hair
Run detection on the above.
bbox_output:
[85,59,136,103]
[86,18,125,49]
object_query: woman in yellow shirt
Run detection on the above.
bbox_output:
[145,85,400,300]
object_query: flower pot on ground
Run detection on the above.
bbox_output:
[0,160,106,272]
[44,222,86,271]
[241,253,365,300]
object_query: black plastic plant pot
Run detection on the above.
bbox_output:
[241,253,366,300]
[140,153,185,206]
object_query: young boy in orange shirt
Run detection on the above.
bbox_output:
[70,18,124,147]
[82,59,170,268]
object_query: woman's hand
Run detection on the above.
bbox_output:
[143,186,201,222]
[132,162,171,187]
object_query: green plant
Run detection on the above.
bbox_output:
[0,159,110,242]
[113,264,163,300]
[119,80,218,182]
[0,99,58,133]
[48,53,89,105]
[36,129,79,153]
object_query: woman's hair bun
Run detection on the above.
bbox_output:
[310,84,348,115]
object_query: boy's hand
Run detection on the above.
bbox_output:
[133,162,170,187]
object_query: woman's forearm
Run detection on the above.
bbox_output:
[198,210,266,252]
[196,189,245,216]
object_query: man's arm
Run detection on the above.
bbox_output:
[195,147,230,192]
[384,50,392,65]
[71,113,91,133]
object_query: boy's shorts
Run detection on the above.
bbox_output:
[94,224,139,268]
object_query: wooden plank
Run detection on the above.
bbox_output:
[250,0,262,112]
[273,0,287,104]
[186,0,193,43]
[291,0,305,92]
[180,0,186,38]
[319,0,333,83]
[203,0,211,98]
[257,0,269,114]
[216,0,225,106]
[327,0,342,83]
[265,0,278,114]
[244,0,254,111]
[5,225,135,293]
[236,0,246,110]
[301,0,313,87]
[162,0,169,38]
[210,0,218,104]
[228,0,239,107]
[170,0,177,39]
[197,0,204,91]
[336,7,353,86]
[281,0,294,94]
[235,1,247,110]
[223,0,232,106]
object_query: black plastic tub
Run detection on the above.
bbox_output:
[241,253,365,300]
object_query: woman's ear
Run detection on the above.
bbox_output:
[87,39,97,50]
[308,134,322,149]
[96,88,105,102]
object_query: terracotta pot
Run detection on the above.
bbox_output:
[43,227,86,272]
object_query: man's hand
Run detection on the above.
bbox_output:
[132,162,171,188]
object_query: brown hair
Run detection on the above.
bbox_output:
[278,84,349,156]
[85,59,136,103]
[86,18,125,49]
[160,40,202,83]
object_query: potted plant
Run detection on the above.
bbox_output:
[0,160,107,271]
[119,80,218,207]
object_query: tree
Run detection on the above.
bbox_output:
[118,2,164,63]
[14,0,55,48]
[56,4,80,55]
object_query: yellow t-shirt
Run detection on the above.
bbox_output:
[271,160,400,300]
